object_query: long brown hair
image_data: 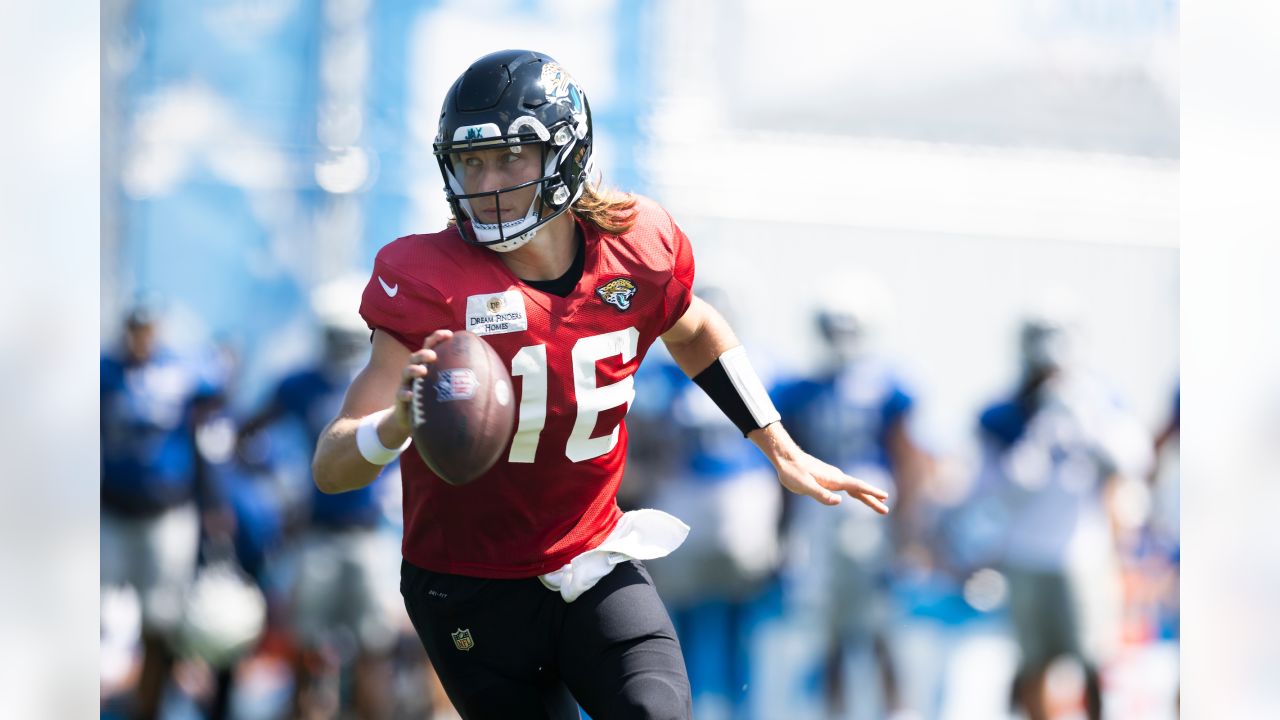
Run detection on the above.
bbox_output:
[570,183,638,236]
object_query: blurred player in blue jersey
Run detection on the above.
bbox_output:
[631,286,784,720]
[975,309,1151,720]
[1145,382,1181,710]
[1149,384,1180,557]
[101,304,231,719]
[772,277,931,719]
[237,285,404,720]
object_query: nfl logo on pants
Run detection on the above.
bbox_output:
[452,628,475,651]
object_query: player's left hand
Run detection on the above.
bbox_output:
[772,451,891,513]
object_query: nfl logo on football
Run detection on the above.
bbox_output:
[435,369,478,402]
[451,628,475,652]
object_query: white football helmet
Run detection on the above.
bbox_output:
[814,270,894,363]
[178,561,267,668]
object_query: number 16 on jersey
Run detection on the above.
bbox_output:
[508,327,639,464]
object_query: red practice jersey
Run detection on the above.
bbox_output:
[359,196,695,578]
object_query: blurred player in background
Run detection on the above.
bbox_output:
[100,304,233,719]
[237,278,405,720]
[772,276,932,720]
[975,309,1151,720]
[631,285,784,720]
[1132,382,1180,712]
[178,340,268,719]
[1149,383,1180,557]
[310,49,889,720]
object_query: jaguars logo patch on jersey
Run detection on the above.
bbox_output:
[596,278,637,311]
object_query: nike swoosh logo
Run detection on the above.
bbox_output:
[378,276,399,298]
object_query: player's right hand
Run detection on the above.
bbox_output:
[393,329,453,431]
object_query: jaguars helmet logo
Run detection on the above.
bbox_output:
[596,278,637,311]
[540,62,584,115]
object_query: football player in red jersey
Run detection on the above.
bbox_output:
[312,49,889,720]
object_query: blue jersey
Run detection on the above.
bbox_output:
[273,368,383,528]
[977,400,1032,450]
[630,357,770,483]
[974,374,1151,570]
[772,358,913,473]
[101,350,214,515]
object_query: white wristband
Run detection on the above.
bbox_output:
[720,346,782,428]
[356,408,411,466]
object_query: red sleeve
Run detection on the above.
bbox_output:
[359,246,455,351]
[659,212,696,335]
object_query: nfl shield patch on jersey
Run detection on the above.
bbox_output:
[451,628,475,651]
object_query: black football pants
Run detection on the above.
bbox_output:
[401,558,692,720]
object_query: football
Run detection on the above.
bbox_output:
[410,331,515,486]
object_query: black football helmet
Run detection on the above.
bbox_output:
[433,49,594,252]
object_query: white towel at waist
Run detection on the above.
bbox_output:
[538,509,690,603]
